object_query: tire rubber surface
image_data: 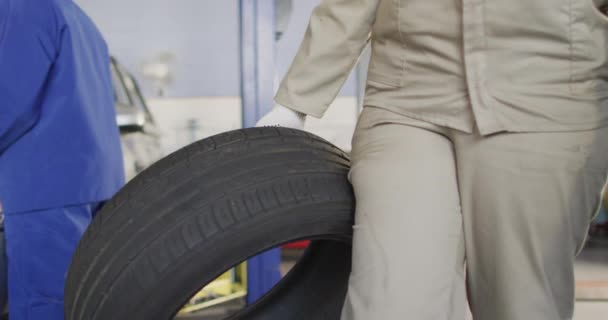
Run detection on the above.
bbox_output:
[65,128,355,320]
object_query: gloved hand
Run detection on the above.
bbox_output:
[256,103,306,130]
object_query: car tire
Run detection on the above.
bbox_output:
[65,128,355,320]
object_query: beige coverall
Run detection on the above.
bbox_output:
[275,0,608,319]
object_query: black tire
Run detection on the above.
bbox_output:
[65,128,355,320]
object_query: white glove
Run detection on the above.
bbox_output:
[256,104,306,130]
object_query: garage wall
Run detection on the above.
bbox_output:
[76,0,362,154]
[76,0,241,98]
[77,0,360,98]
[147,96,358,154]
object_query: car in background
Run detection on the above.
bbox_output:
[111,57,164,180]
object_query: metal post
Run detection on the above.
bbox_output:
[239,0,282,305]
[240,0,276,128]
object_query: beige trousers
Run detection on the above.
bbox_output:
[341,107,608,320]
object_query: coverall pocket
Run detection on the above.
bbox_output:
[344,223,387,318]
[367,50,404,87]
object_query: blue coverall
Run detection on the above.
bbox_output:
[0,0,125,318]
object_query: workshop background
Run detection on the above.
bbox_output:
[70,0,608,319]
[77,0,367,155]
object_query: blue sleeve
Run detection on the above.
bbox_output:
[0,1,58,155]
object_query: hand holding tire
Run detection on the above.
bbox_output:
[255,104,306,129]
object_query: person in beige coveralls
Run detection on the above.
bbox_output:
[257,0,608,319]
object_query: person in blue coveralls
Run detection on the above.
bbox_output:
[0,0,125,319]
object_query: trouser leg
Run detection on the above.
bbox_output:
[4,202,101,320]
[454,128,608,320]
[341,107,466,320]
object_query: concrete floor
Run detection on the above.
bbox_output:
[575,302,608,319]
[463,301,608,320]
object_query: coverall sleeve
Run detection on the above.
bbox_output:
[274,0,379,118]
[0,2,57,155]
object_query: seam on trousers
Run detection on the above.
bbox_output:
[446,227,465,320]
[355,212,389,288]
